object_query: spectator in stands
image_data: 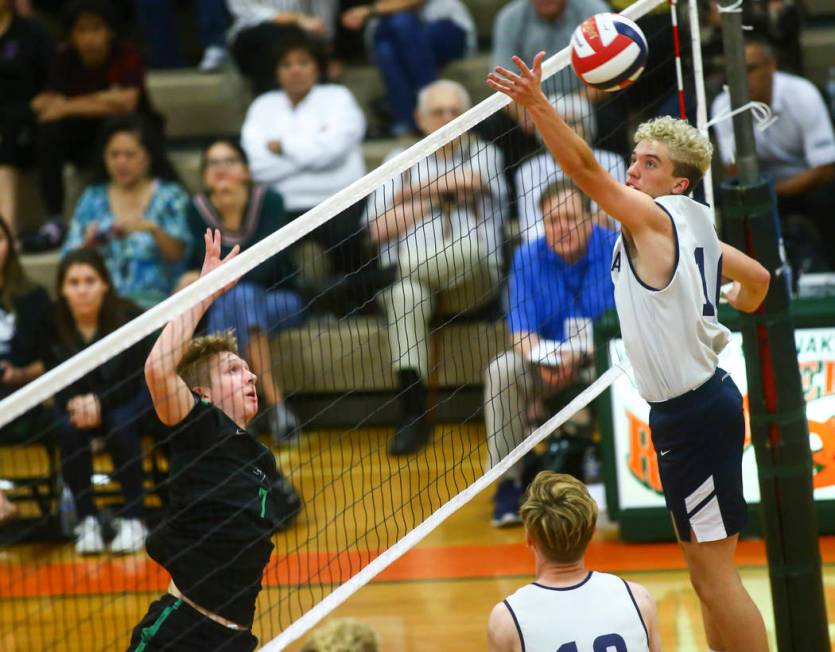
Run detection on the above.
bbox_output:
[366,79,508,455]
[484,179,615,526]
[134,0,230,71]
[711,37,835,269]
[487,471,661,651]
[26,0,159,252]
[340,0,476,138]
[242,33,367,279]
[61,114,191,308]
[301,618,380,652]
[481,0,610,203]
[0,0,52,237]
[0,215,49,438]
[178,139,305,444]
[42,248,151,554]
[228,0,337,95]
[515,93,625,240]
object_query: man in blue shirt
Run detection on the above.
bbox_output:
[484,178,616,526]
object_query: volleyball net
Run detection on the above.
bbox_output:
[0,0,712,648]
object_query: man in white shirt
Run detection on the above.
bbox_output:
[487,471,661,652]
[711,37,835,268]
[365,79,508,455]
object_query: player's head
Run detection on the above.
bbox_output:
[744,37,776,105]
[540,179,593,262]
[300,617,379,652]
[177,332,259,424]
[628,116,712,198]
[415,80,471,136]
[521,471,598,565]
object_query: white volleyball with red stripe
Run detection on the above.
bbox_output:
[570,13,648,92]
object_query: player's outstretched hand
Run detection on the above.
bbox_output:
[487,52,547,108]
[201,228,240,298]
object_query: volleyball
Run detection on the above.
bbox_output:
[570,13,648,92]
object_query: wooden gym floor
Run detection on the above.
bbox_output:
[2,425,835,651]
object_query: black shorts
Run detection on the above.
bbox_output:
[127,594,258,652]
[649,368,748,543]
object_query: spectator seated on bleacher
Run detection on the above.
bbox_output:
[40,249,153,555]
[0,0,52,237]
[340,0,476,138]
[133,0,230,71]
[177,139,305,444]
[515,93,625,241]
[0,214,50,441]
[478,0,610,202]
[365,79,507,456]
[61,114,191,309]
[242,33,367,280]
[228,0,337,95]
[711,36,835,272]
[483,179,615,527]
[25,0,161,252]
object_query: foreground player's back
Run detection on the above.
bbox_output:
[611,195,732,402]
[504,571,650,652]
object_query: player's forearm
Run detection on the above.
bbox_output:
[145,299,212,381]
[733,279,769,313]
[527,95,599,180]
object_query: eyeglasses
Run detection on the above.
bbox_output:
[205,157,243,169]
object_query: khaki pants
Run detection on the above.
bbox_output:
[378,237,501,381]
[483,350,551,482]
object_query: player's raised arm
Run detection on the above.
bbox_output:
[144,229,240,425]
[487,52,668,237]
[720,241,771,313]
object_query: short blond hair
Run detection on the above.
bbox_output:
[300,618,379,652]
[520,471,598,564]
[176,332,239,389]
[633,116,713,191]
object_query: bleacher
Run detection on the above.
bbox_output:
[16,0,835,420]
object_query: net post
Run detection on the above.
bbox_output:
[717,7,829,642]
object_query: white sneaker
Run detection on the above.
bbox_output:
[198,46,228,72]
[110,518,148,554]
[75,516,105,555]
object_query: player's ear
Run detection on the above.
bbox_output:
[193,386,210,401]
[671,176,690,195]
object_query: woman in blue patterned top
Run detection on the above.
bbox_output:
[61,114,191,308]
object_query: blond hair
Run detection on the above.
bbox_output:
[300,618,379,652]
[520,471,598,564]
[633,116,713,192]
[176,332,239,389]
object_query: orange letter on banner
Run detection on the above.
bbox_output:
[627,411,663,493]
[811,418,835,490]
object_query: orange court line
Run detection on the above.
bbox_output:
[4,536,835,599]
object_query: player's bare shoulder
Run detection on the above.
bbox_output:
[487,601,522,652]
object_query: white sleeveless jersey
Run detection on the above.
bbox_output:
[503,572,649,652]
[610,195,732,402]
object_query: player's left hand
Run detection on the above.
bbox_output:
[487,51,547,108]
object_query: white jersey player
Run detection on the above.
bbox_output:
[489,53,771,652]
[487,472,661,652]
